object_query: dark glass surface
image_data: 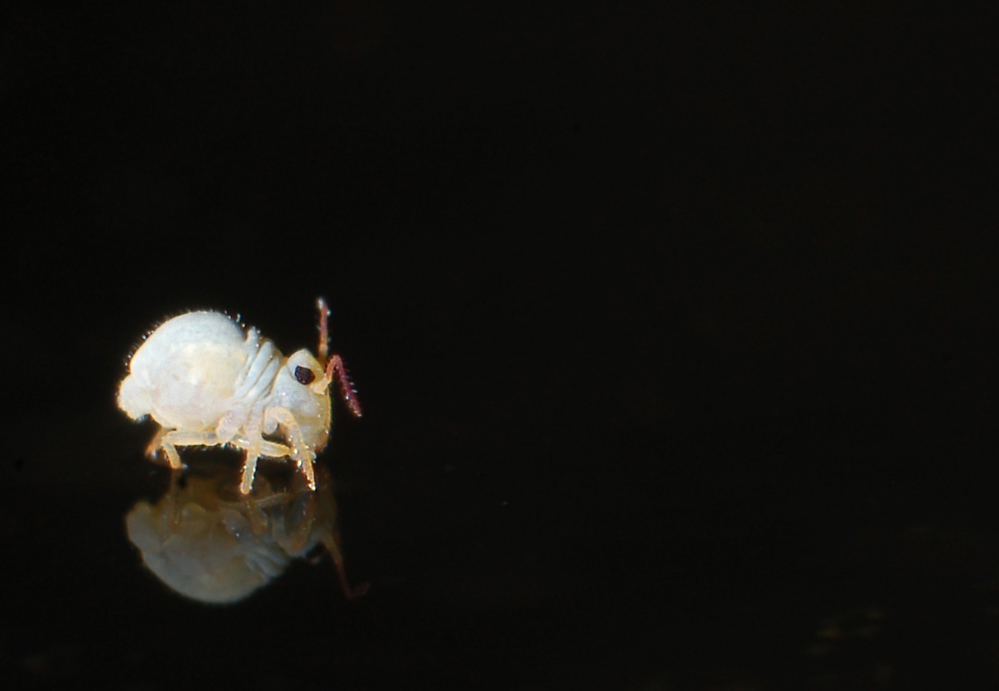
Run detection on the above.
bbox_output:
[2,3,995,689]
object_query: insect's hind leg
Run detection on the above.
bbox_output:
[146,428,222,469]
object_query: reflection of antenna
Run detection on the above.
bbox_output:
[325,532,371,600]
[317,297,363,418]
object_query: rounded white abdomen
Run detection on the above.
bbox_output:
[119,312,255,430]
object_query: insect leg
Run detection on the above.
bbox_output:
[263,406,317,491]
[154,429,223,470]
[239,448,260,495]
[157,429,222,446]
[228,434,297,494]
[229,436,294,460]
[285,490,317,554]
[145,428,184,469]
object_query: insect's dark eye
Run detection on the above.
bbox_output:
[294,366,316,385]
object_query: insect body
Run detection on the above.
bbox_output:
[118,299,361,494]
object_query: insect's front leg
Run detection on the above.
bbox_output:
[263,406,317,491]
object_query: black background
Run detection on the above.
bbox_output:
[2,3,998,689]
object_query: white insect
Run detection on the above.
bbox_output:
[118,298,362,494]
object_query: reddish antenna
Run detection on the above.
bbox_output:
[317,297,363,418]
[317,297,331,366]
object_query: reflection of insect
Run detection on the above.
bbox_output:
[118,298,361,494]
[126,462,369,603]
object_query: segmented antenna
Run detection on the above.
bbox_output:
[317,297,331,366]
[325,355,363,418]
[317,297,363,418]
